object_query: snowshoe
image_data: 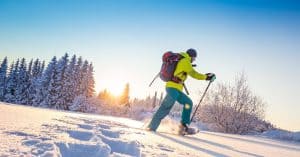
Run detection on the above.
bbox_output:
[178,123,198,135]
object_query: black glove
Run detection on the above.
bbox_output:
[205,73,216,82]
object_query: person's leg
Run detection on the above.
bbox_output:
[177,91,193,125]
[148,88,179,131]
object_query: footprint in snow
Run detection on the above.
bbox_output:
[67,130,94,141]
[98,128,120,138]
[98,134,141,157]
[20,137,59,156]
[30,142,57,156]
[78,124,94,130]
[55,142,111,157]
[5,131,37,138]
[98,124,111,129]
[22,139,41,146]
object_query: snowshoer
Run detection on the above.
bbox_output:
[147,48,216,135]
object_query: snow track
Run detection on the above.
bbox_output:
[1,103,300,157]
[0,103,141,157]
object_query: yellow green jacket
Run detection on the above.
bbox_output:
[166,52,207,91]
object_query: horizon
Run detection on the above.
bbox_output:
[0,0,299,131]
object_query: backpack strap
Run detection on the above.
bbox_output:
[171,71,187,84]
[171,76,183,84]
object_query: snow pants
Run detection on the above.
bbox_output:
[148,87,193,131]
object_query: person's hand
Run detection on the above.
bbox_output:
[205,73,216,82]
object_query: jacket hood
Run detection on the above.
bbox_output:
[180,52,191,61]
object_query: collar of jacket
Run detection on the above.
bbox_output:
[180,52,192,62]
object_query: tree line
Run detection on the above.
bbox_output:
[0,54,95,110]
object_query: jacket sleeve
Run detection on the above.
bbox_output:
[182,59,207,80]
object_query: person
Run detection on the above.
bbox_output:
[147,48,216,134]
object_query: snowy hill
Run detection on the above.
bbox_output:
[0,103,300,157]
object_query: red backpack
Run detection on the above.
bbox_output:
[159,51,183,82]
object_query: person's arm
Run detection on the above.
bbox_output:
[182,59,207,80]
[189,69,207,80]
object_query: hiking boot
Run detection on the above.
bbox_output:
[178,123,188,135]
[146,127,155,132]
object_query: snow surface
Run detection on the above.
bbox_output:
[260,130,300,142]
[1,102,300,157]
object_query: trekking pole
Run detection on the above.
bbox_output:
[190,81,212,122]
[149,72,160,87]
[183,83,190,95]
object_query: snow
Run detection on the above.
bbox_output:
[1,102,300,157]
[261,130,300,142]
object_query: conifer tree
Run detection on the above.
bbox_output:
[64,55,77,109]
[37,56,57,107]
[16,58,30,105]
[86,63,95,97]
[28,59,41,105]
[0,57,8,101]
[79,60,89,97]
[5,59,19,103]
[120,83,130,106]
[27,59,33,76]
[55,53,69,109]
[74,57,83,96]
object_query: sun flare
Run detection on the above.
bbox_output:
[98,79,125,97]
[107,84,123,96]
[95,68,131,97]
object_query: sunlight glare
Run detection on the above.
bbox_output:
[96,74,126,97]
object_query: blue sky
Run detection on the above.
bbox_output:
[0,0,299,131]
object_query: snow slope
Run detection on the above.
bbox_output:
[0,103,300,157]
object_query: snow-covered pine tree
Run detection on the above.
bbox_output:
[69,94,88,112]
[5,59,19,103]
[79,60,89,97]
[34,60,46,105]
[55,53,69,110]
[0,57,8,101]
[26,59,33,105]
[28,59,41,106]
[4,62,14,102]
[27,59,33,76]
[71,60,97,112]
[46,58,60,109]
[37,56,57,107]
[39,61,45,77]
[65,55,77,108]
[32,59,41,78]
[63,54,77,109]
[15,58,30,105]
[74,57,83,96]
[86,63,95,97]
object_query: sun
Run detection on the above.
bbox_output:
[95,68,130,97]
[107,84,124,96]
[96,79,125,97]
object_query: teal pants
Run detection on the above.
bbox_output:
[148,87,193,131]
